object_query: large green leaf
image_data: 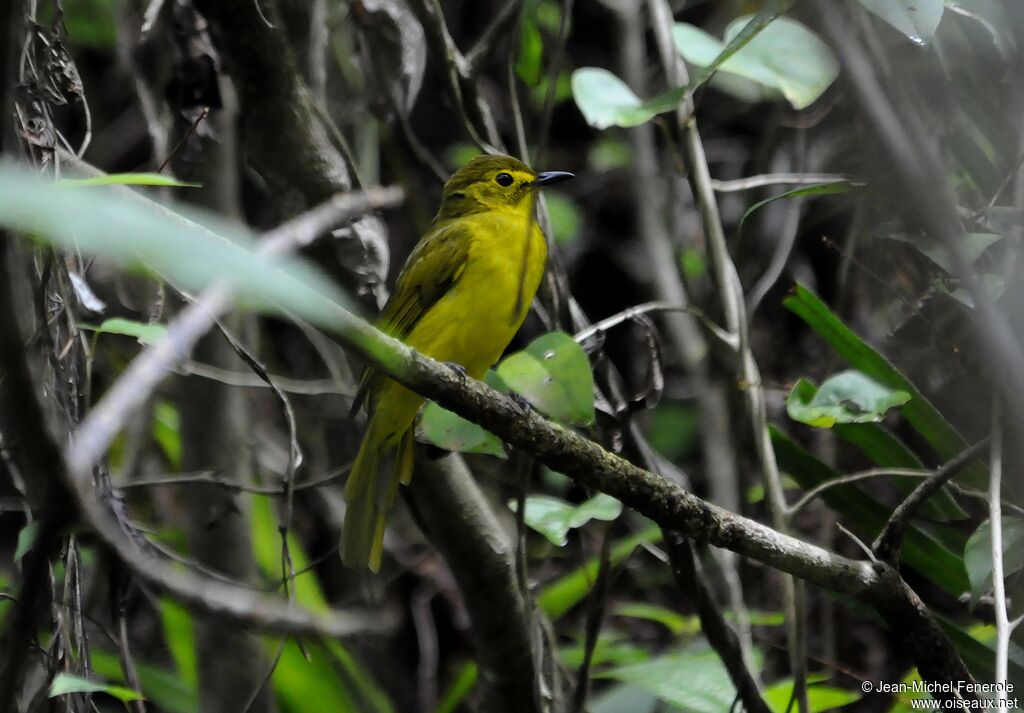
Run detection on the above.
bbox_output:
[0,164,349,329]
[497,331,595,426]
[786,371,911,428]
[784,284,985,487]
[963,517,1024,602]
[595,646,764,712]
[511,493,622,546]
[859,0,945,44]
[419,401,506,457]
[772,427,968,595]
[419,371,508,457]
[571,67,687,130]
[673,16,838,109]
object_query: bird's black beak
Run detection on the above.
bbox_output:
[530,171,574,187]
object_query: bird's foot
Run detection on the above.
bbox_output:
[443,361,468,380]
[508,391,535,415]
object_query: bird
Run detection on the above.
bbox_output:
[341,154,573,571]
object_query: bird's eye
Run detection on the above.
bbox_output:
[495,172,514,187]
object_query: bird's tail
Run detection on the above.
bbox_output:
[341,418,416,572]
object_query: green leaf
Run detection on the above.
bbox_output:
[674,15,838,109]
[516,13,543,86]
[510,493,621,546]
[739,182,851,234]
[596,646,764,712]
[786,371,911,428]
[497,331,595,426]
[538,525,662,619]
[159,599,197,688]
[571,67,686,129]
[614,602,698,636]
[80,317,168,345]
[859,0,945,44]
[420,370,508,456]
[784,283,985,487]
[14,520,41,563]
[49,673,144,702]
[420,402,506,457]
[153,400,182,470]
[685,0,795,92]
[434,661,477,713]
[560,632,650,669]
[58,172,200,188]
[763,680,860,712]
[249,496,394,713]
[0,164,349,329]
[90,649,197,713]
[772,426,968,595]
[964,517,1024,602]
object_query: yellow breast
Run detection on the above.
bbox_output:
[403,209,548,377]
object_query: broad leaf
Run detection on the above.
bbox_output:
[0,164,349,330]
[91,650,197,713]
[497,331,595,426]
[964,517,1024,602]
[420,402,506,457]
[420,370,508,456]
[596,646,764,712]
[786,371,911,428]
[784,284,986,487]
[510,493,621,546]
[859,0,945,44]
[571,67,686,129]
[674,16,838,109]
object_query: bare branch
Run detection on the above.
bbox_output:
[872,439,989,564]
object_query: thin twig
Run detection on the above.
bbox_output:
[872,439,989,564]
[710,173,852,193]
[990,403,1009,699]
[572,300,736,351]
[570,522,616,713]
[465,0,524,77]
[178,359,349,395]
[119,463,351,495]
[156,106,209,174]
[645,0,808,707]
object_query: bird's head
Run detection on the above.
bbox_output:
[436,154,573,220]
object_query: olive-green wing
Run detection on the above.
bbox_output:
[350,220,472,414]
